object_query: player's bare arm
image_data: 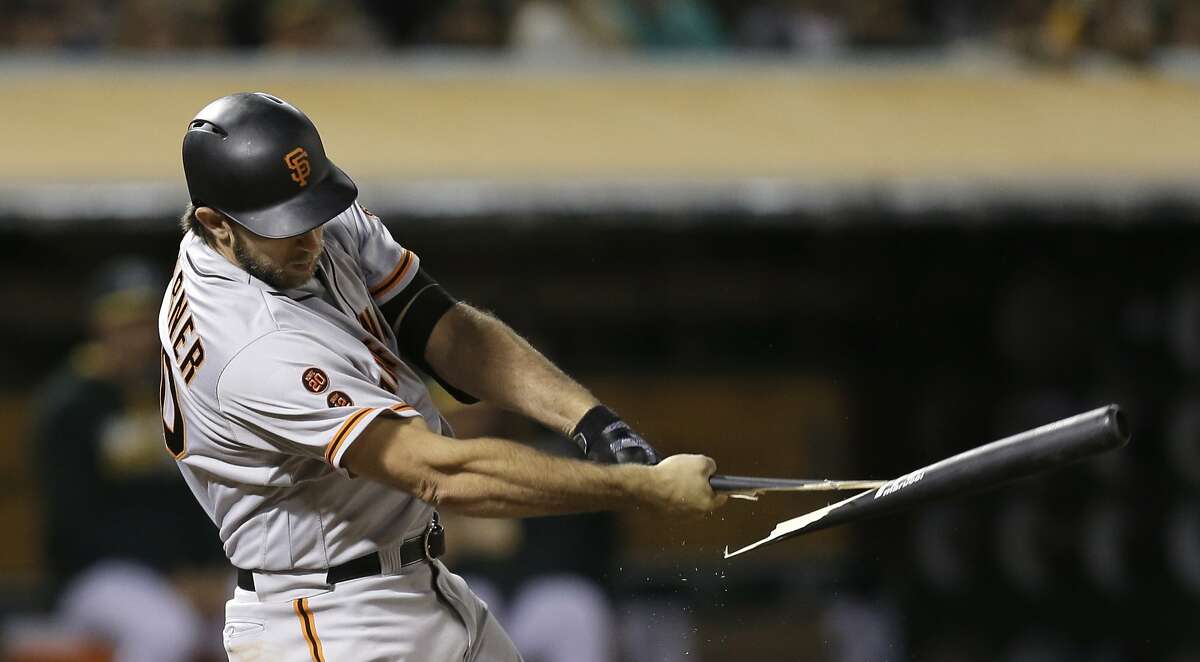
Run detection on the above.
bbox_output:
[422,302,661,464]
[424,303,597,436]
[343,414,726,519]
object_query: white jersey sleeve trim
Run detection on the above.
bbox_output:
[324,402,423,469]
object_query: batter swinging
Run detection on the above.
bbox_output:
[158,92,725,661]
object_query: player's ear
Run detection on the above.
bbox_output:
[195,206,234,246]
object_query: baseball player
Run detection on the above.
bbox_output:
[159,92,725,661]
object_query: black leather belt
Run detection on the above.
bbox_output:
[237,516,445,592]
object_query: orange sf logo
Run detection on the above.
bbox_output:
[285,147,311,187]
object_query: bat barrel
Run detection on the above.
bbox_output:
[791,404,1130,536]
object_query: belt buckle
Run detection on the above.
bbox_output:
[422,516,443,560]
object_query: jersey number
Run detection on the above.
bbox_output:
[159,348,187,459]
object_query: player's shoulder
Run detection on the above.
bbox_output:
[324,200,375,242]
[321,201,407,278]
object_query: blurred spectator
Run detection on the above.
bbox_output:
[263,0,384,51]
[360,0,511,48]
[510,0,628,54]
[108,0,224,51]
[511,0,730,53]
[1001,0,1166,65]
[4,0,225,51]
[1091,0,1157,63]
[734,1,848,54]
[428,0,514,47]
[608,0,725,50]
[33,258,227,662]
[4,0,111,51]
[843,0,922,47]
[1171,1,1200,47]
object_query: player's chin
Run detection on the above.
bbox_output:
[272,263,315,289]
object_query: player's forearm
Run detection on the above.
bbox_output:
[346,416,722,519]
[427,305,598,436]
[351,418,656,517]
[413,437,656,518]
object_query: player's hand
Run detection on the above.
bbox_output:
[646,454,727,517]
[570,405,661,465]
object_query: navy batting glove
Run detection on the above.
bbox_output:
[570,405,661,465]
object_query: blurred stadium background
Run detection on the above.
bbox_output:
[2,1,1198,660]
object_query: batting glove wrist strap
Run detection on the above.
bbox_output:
[571,405,661,465]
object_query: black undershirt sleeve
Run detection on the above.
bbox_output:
[379,268,479,404]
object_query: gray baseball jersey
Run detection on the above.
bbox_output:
[158,202,442,571]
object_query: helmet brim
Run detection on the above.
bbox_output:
[218,162,358,239]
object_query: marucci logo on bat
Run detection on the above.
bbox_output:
[874,470,925,499]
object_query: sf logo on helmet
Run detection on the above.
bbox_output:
[284,147,311,187]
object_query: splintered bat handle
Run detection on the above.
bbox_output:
[709,475,885,492]
[710,475,771,491]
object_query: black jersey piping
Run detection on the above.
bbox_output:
[185,253,238,282]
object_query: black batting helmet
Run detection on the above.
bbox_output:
[182,92,357,239]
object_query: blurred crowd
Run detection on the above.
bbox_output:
[3,0,1200,64]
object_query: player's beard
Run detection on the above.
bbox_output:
[231,232,320,290]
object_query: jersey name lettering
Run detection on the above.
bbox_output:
[167,269,206,384]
